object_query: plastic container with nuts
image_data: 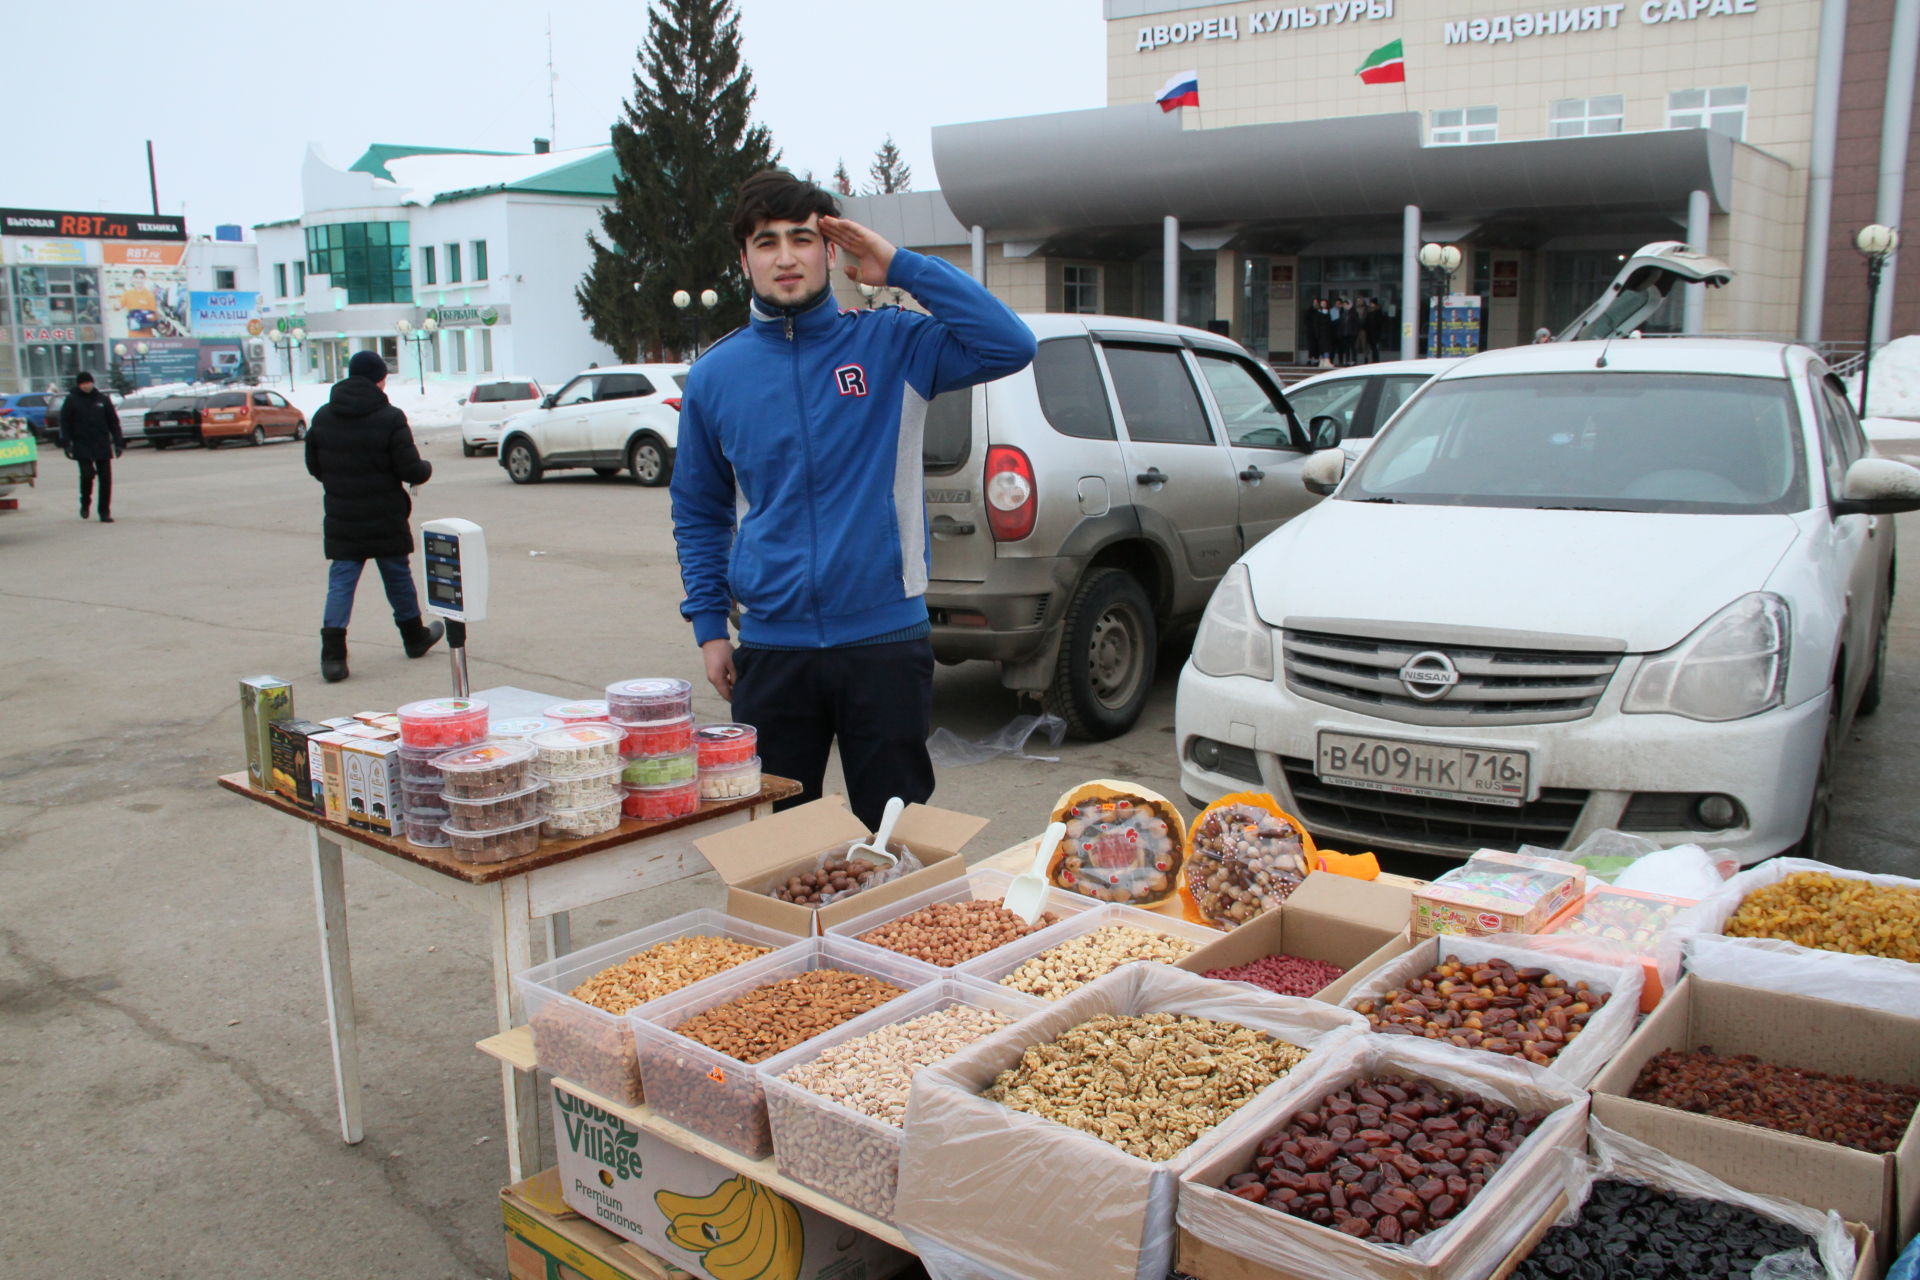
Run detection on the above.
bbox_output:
[396,697,490,750]
[540,795,623,841]
[955,903,1220,1001]
[759,977,1041,1221]
[441,812,543,863]
[698,756,762,801]
[433,741,539,799]
[515,910,798,1105]
[537,764,624,809]
[827,867,1098,969]
[440,782,544,830]
[626,936,936,1158]
[529,723,624,779]
[606,677,692,723]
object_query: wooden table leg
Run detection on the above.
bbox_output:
[489,875,542,1181]
[308,826,364,1145]
[545,910,572,962]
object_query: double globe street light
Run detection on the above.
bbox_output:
[113,340,151,388]
[395,315,439,395]
[269,325,309,389]
[1418,243,1463,359]
[673,288,719,359]
[1856,224,1900,418]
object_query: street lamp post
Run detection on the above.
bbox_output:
[1856,224,1900,418]
[672,288,719,359]
[395,316,439,395]
[114,340,152,387]
[1417,243,1462,358]
[270,325,308,389]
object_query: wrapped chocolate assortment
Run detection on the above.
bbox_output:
[1047,781,1188,906]
[1183,796,1312,927]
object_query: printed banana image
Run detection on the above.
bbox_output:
[655,1173,804,1280]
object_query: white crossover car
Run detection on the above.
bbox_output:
[458,377,543,455]
[497,363,689,486]
[1175,338,1920,864]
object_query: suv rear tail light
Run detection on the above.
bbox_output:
[663,397,682,411]
[984,445,1036,542]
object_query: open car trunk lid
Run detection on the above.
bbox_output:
[1557,240,1735,342]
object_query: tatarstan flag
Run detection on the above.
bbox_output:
[1355,39,1406,84]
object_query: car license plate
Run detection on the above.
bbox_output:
[1317,732,1529,808]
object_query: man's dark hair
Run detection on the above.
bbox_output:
[730,170,840,250]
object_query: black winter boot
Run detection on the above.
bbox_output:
[320,627,350,683]
[398,616,444,659]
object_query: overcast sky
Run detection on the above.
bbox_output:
[11,1,1107,232]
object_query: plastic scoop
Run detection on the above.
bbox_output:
[846,795,904,869]
[1004,821,1067,925]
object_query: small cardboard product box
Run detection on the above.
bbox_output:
[340,738,405,837]
[1589,975,1920,1271]
[1539,882,1696,1012]
[1410,850,1585,941]
[267,717,329,807]
[548,1084,913,1280]
[692,796,980,937]
[503,1168,691,1280]
[1177,872,1415,1006]
[238,675,293,790]
[308,732,355,824]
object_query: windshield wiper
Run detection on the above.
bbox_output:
[1534,504,1629,512]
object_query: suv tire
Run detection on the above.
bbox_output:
[503,439,543,485]
[628,433,671,487]
[1045,567,1157,740]
[461,441,480,458]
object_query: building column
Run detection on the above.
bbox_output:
[1401,205,1421,360]
[969,225,987,285]
[1798,0,1849,342]
[1163,216,1179,325]
[1871,0,1918,347]
[1685,189,1712,334]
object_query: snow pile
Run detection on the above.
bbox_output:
[284,378,470,431]
[1846,334,1920,421]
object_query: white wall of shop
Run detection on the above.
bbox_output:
[502,196,619,385]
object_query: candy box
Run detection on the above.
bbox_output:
[621,750,696,787]
[396,696,490,750]
[1543,884,1696,1011]
[605,677,692,723]
[239,675,294,790]
[622,780,700,822]
[530,723,625,779]
[1411,853,1584,940]
[309,732,354,822]
[435,740,539,799]
[341,739,405,838]
[1046,779,1188,908]
[268,718,329,807]
[693,722,758,767]
[617,716,693,758]
[546,700,611,725]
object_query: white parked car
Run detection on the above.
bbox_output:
[458,377,544,456]
[1176,338,1920,865]
[496,364,689,486]
[1282,358,1462,453]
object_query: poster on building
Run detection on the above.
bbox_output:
[197,340,246,381]
[189,291,262,338]
[5,239,100,266]
[118,337,200,387]
[1427,295,1483,357]
[103,242,188,341]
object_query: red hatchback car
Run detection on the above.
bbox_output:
[200,390,306,447]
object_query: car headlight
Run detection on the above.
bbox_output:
[1191,563,1275,681]
[1624,592,1790,722]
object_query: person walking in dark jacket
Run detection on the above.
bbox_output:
[59,372,123,522]
[304,350,442,682]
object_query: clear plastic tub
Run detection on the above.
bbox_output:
[953,903,1222,1000]
[826,867,1099,968]
[487,716,555,741]
[759,977,1041,1221]
[627,936,937,1158]
[400,779,445,814]
[404,809,450,848]
[698,756,762,800]
[396,697,490,750]
[515,910,799,1106]
[441,782,544,829]
[621,749,696,787]
[616,715,693,757]
[397,744,447,788]
[529,723,625,778]
[544,700,611,725]
[433,740,538,799]
[442,812,543,863]
[622,779,700,821]
[694,722,759,767]
[538,764,625,809]
[606,677,693,723]
[541,795,623,841]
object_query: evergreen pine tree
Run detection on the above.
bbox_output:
[832,160,854,196]
[866,135,912,195]
[576,0,777,361]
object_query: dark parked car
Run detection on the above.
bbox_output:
[143,395,209,449]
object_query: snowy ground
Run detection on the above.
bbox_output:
[127,375,473,432]
[1846,333,1920,423]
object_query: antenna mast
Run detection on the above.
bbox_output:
[547,14,558,146]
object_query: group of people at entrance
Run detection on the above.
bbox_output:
[1302,295,1391,367]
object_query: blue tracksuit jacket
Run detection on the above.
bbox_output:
[671,249,1036,648]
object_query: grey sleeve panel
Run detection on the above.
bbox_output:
[895,384,929,598]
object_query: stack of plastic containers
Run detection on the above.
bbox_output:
[437,741,543,862]
[694,722,762,800]
[396,697,491,848]
[544,700,611,726]
[529,723,626,837]
[608,679,699,820]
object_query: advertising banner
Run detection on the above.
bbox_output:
[189,291,262,338]
[0,208,186,241]
[118,337,200,386]
[5,239,100,266]
[104,242,188,341]
[197,340,245,381]
[1427,294,1483,357]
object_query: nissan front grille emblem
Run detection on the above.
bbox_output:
[1398,651,1460,701]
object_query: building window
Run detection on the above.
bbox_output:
[447,243,462,284]
[274,264,288,297]
[472,240,488,281]
[214,268,237,290]
[422,246,436,286]
[1669,86,1747,139]
[1431,106,1498,145]
[304,222,413,304]
[1063,264,1099,314]
[448,328,468,374]
[1550,95,1624,137]
[294,262,305,295]
[479,328,494,372]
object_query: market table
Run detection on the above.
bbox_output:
[218,684,800,1183]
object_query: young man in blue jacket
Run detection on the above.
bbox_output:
[671,170,1036,828]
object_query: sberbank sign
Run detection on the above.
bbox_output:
[555,1091,646,1181]
[1135,0,1755,48]
[426,306,500,327]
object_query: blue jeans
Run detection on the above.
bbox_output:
[324,556,421,630]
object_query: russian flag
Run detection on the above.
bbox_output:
[1156,70,1199,112]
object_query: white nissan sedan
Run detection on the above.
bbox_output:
[1175,338,1920,865]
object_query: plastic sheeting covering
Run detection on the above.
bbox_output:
[1337,933,1644,1089]
[894,963,1367,1280]
[925,713,1066,767]
[1541,1119,1857,1280]
[1176,1035,1588,1280]
[1677,857,1920,1016]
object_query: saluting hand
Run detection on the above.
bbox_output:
[819,216,897,290]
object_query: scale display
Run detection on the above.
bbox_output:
[420,518,487,622]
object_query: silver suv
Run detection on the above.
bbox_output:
[924,314,1332,739]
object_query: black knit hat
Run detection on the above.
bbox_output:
[347,350,388,381]
[74,370,95,387]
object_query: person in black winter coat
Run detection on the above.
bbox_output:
[59,371,123,522]
[304,350,442,682]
